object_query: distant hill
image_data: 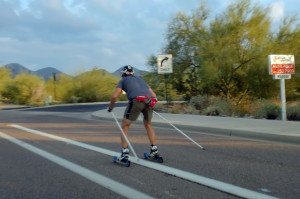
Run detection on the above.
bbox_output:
[112,66,149,77]
[3,63,65,81]
[4,63,32,77]
[34,67,64,81]
[2,63,149,80]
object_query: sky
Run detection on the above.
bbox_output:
[0,0,299,75]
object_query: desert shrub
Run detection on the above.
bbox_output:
[204,106,220,116]
[153,103,167,112]
[287,103,300,121]
[201,96,238,116]
[1,74,46,105]
[68,96,80,103]
[1,84,21,103]
[255,103,281,119]
[188,95,239,116]
[189,95,210,110]
[183,105,200,114]
[249,99,269,116]
[170,103,184,114]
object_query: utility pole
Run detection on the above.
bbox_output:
[53,73,57,102]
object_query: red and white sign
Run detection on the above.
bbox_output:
[268,55,295,75]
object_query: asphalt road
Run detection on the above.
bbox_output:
[0,104,299,199]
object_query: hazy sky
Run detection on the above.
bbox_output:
[0,0,299,74]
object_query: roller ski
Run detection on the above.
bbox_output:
[143,145,163,163]
[113,148,131,167]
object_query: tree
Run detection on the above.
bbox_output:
[2,73,46,105]
[268,16,300,100]
[149,0,300,103]
[163,4,209,99]
[0,67,11,99]
[143,55,182,101]
[204,0,272,103]
[46,73,75,103]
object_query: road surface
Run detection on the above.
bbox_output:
[0,103,299,199]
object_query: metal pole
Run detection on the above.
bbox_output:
[53,73,56,102]
[110,111,139,160]
[280,79,287,121]
[164,74,168,102]
[164,74,168,112]
[154,111,205,150]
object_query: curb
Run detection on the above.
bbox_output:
[91,112,300,146]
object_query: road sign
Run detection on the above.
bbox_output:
[268,55,295,75]
[157,54,173,74]
[268,54,295,121]
[273,74,291,79]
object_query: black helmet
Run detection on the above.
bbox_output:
[120,65,134,77]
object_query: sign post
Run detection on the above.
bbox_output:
[268,55,295,121]
[280,79,286,120]
[157,54,173,103]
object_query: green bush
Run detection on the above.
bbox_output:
[204,106,220,116]
[189,95,210,110]
[188,95,240,116]
[170,103,185,114]
[249,99,269,116]
[255,103,281,119]
[210,97,237,116]
[287,103,300,121]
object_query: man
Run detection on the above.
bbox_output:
[108,65,159,162]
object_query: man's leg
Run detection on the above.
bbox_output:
[121,118,132,148]
[144,119,160,158]
[143,119,156,146]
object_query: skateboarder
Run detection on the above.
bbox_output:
[108,65,160,162]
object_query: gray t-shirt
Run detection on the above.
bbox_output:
[116,76,152,99]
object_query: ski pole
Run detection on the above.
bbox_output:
[154,111,205,150]
[110,111,139,160]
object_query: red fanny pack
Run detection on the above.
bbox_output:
[135,95,157,107]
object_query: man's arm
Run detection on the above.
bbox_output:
[149,88,157,98]
[108,88,122,111]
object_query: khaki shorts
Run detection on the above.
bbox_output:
[124,99,153,121]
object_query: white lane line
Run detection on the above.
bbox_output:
[0,131,154,199]
[10,124,279,199]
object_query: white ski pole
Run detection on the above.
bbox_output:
[154,111,205,150]
[111,111,139,160]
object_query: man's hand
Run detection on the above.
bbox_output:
[108,107,113,112]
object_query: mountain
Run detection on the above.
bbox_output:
[112,66,149,77]
[3,63,65,80]
[34,67,64,81]
[4,63,32,77]
[2,63,150,80]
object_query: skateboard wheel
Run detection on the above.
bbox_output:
[143,152,148,158]
[113,156,117,162]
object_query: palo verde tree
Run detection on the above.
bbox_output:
[203,0,272,103]
[164,3,209,100]
[46,68,125,103]
[46,73,75,103]
[267,16,300,100]
[149,0,300,103]
[1,73,46,105]
[72,68,123,103]
[0,67,11,99]
[143,56,183,101]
